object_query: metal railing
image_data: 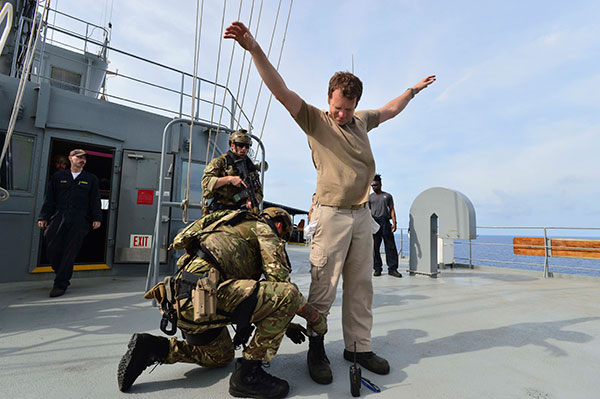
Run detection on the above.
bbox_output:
[146,119,267,292]
[454,226,600,277]
[43,8,110,56]
[389,226,600,278]
[14,7,254,131]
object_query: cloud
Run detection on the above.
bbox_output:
[417,118,600,226]
[49,0,600,230]
[436,25,600,102]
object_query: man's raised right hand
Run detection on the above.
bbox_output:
[224,21,257,52]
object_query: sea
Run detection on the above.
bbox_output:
[392,234,600,278]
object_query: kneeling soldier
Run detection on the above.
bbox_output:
[117,208,325,399]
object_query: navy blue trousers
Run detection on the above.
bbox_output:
[373,218,398,272]
[44,213,89,289]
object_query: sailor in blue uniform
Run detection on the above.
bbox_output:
[37,149,102,297]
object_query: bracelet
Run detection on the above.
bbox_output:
[408,87,416,99]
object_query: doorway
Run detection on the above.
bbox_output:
[38,139,115,266]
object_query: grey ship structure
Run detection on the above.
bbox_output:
[0,0,272,284]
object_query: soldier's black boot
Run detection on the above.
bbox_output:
[229,358,290,399]
[307,335,332,384]
[117,333,169,392]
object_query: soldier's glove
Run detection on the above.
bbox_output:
[285,322,308,344]
[296,304,328,336]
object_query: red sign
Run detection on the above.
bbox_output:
[137,189,154,205]
[130,235,152,248]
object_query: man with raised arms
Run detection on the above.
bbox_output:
[225,21,435,384]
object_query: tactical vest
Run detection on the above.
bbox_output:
[202,152,262,214]
[146,210,259,336]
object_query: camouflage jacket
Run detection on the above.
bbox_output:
[201,152,263,215]
[171,210,303,332]
[173,210,291,283]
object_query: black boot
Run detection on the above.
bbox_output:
[229,358,290,399]
[343,349,390,375]
[117,333,169,392]
[307,335,332,384]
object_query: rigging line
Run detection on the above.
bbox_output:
[249,0,282,128]
[254,0,293,161]
[232,0,256,131]
[233,0,263,133]
[1,0,49,202]
[205,0,229,165]
[182,0,205,224]
[108,0,114,25]
[210,0,244,159]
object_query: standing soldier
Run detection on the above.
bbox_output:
[369,174,402,277]
[201,129,263,215]
[37,149,102,297]
[118,208,326,399]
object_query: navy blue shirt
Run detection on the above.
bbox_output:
[39,170,102,222]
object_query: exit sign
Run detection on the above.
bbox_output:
[130,234,152,248]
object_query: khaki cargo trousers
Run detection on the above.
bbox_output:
[308,205,374,352]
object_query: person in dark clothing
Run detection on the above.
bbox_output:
[37,149,102,297]
[51,154,69,174]
[369,174,402,278]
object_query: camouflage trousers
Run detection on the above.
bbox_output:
[166,327,234,367]
[166,280,303,365]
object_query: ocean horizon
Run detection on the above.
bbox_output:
[392,233,600,278]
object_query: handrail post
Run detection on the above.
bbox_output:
[147,118,190,294]
[231,95,235,130]
[469,238,473,269]
[178,73,184,118]
[10,16,25,77]
[399,228,403,258]
[543,228,551,278]
[248,133,266,209]
[84,24,89,53]
[37,16,49,83]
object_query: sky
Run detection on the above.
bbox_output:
[48,0,600,234]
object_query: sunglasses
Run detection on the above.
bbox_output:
[235,142,250,149]
[371,183,380,187]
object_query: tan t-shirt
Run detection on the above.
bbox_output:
[294,100,380,206]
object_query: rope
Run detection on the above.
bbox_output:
[233,0,264,135]
[206,0,244,163]
[254,0,293,161]
[232,0,256,132]
[1,0,49,202]
[204,0,229,165]
[181,0,205,224]
[249,0,282,128]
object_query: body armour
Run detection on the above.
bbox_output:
[201,152,263,215]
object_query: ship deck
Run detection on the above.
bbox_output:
[1,244,599,399]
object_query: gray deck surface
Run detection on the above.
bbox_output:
[1,245,599,399]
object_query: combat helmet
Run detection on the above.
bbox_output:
[260,207,293,241]
[229,129,252,146]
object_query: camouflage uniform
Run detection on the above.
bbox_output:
[201,152,263,215]
[164,210,305,366]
